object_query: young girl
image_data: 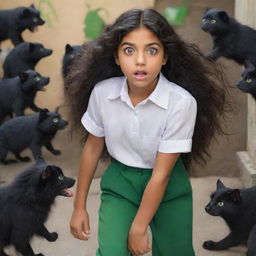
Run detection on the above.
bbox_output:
[67,8,229,256]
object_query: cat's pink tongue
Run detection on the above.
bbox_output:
[32,26,39,32]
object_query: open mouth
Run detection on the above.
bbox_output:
[60,188,74,197]
[30,25,39,32]
[134,71,147,80]
[37,85,47,91]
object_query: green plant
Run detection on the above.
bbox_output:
[83,4,107,40]
[163,0,190,26]
[37,0,58,28]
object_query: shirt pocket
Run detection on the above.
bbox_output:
[141,136,160,164]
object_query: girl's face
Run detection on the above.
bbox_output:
[115,26,167,92]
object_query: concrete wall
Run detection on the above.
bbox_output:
[235,0,256,186]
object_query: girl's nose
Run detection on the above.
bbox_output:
[136,52,146,66]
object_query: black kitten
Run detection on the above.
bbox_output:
[201,8,256,65]
[0,161,75,256]
[0,5,45,46]
[0,108,68,164]
[3,42,52,78]
[203,179,256,255]
[237,60,256,100]
[0,70,49,122]
[62,44,81,78]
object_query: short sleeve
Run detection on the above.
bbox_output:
[81,88,104,137]
[158,96,197,153]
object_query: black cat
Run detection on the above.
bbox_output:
[0,160,75,256]
[0,108,68,164]
[201,8,256,65]
[0,70,49,122]
[203,179,256,255]
[3,42,52,78]
[62,44,81,78]
[0,5,45,46]
[237,60,256,100]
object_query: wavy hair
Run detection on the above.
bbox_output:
[65,8,231,169]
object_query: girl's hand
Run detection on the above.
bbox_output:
[128,225,151,256]
[70,209,90,240]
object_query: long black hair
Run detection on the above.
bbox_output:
[65,8,231,169]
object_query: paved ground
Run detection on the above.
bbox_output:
[1,131,247,256]
[4,176,246,256]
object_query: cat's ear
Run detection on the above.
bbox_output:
[204,7,210,13]
[217,179,225,189]
[228,189,241,202]
[245,60,255,70]
[218,11,229,23]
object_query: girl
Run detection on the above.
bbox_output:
[67,8,230,256]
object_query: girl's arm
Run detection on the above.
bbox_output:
[130,152,180,233]
[70,133,104,240]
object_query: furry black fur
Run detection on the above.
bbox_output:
[0,160,75,256]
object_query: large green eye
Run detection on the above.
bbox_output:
[246,78,252,83]
[211,19,216,24]
[39,48,44,52]
[52,117,59,123]
[35,76,41,81]
[218,201,224,207]
[58,175,64,180]
[33,17,38,23]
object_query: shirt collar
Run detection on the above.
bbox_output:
[148,73,170,109]
[107,73,170,109]
[107,77,126,100]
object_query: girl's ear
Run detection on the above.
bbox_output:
[162,55,168,65]
[114,54,119,65]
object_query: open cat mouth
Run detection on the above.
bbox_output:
[37,84,47,91]
[59,188,74,197]
[30,25,39,32]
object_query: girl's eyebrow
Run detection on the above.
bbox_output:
[120,42,161,47]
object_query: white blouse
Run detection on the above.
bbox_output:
[81,73,197,168]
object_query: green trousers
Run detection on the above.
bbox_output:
[96,158,195,256]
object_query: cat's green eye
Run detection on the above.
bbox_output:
[35,76,41,81]
[33,17,38,23]
[39,48,44,52]
[52,118,59,123]
[58,175,64,180]
[218,201,224,207]
[246,78,252,83]
[70,54,74,58]
[211,19,216,24]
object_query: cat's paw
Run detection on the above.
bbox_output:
[203,240,217,250]
[52,149,61,155]
[20,156,31,162]
[48,232,58,242]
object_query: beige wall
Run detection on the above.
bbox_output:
[0,0,155,112]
